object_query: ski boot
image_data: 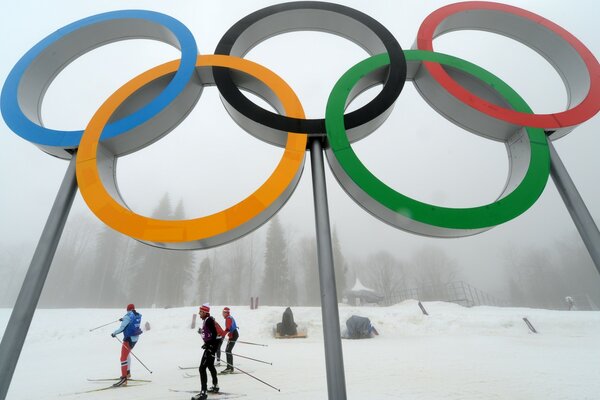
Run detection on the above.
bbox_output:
[191,390,207,400]
[112,376,127,387]
[127,370,131,379]
[220,367,234,374]
[208,384,219,393]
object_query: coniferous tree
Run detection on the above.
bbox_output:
[126,239,153,307]
[131,193,173,307]
[261,216,289,305]
[244,235,259,304]
[169,200,196,306]
[91,225,130,307]
[195,256,213,305]
[41,214,98,307]
[299,237,319,306]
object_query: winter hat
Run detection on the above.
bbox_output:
[223,307,230,314]
[126,304,135,311]
[200,304,210,313]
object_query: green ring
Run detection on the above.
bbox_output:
[325,50,550,233]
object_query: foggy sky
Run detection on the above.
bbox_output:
[1,0,599,298]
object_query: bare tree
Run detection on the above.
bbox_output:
[409,246,458,300]
[364,251,406,301]
[332,228,348,302]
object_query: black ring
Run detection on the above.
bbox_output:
[214,1,406,142]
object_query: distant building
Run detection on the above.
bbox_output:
[345,278,384,305]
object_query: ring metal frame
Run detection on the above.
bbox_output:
[325,50,550,238]
[0,10,198,159]
[415,1,600,140]
[76,55,307,250]
[214,1,406,146]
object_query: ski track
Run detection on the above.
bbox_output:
[1,301,600,399]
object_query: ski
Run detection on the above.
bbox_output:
[168,388,246,398]
[179,365,197,370]
[218,370,247,375]
[62,382,148,395]
[184,370,252,378]
[87,377,151,382]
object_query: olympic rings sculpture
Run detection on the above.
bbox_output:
[2,1,599,249]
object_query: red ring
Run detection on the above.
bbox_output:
[416,1,600,129]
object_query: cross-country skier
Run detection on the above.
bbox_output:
[111,303,143,387]
[220,306,239,374]
[194,304,219,400]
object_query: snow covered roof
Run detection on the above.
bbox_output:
[349,278,376,293]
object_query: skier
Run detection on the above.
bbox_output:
[195,304,219,400]
[220,306,239,374]
[111,303,143,387]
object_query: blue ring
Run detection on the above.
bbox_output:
[0,10,197,150]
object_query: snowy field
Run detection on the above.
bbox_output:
[1,301,599,400]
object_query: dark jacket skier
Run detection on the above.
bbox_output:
[196,304,219,400]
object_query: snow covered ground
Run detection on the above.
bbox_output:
[1,301,599,399]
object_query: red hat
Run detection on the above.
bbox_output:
[223,307,230,314]
[126,304,135,311]
[199,304,210,313]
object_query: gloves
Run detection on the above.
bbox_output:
[119,318,123,322]
[111,333,116,338]
[201,344,207,349]
[197,328,202,334]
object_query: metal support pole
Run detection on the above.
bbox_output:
[0,155,78,400]
[548,140,600,275]
[309,137,347,400]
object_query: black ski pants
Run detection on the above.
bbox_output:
[225,330,239,367]
[199,348,218,391]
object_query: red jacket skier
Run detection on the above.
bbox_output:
[220,307,239,374]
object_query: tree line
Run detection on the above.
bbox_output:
[1,195,598,310]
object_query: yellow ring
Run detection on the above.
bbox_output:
[76,55,306,246]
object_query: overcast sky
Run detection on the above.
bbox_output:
[1,0,599,297]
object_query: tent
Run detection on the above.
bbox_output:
[345,278,384,305]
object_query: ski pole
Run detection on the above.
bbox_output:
[221,360,280,392]
[114,337,153,374]
[230,352,272,365]
[89,319,120,332]
[229,340,268,347]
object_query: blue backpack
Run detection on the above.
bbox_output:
[124,311,143,338]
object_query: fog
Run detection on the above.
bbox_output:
[1,0,599,309]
